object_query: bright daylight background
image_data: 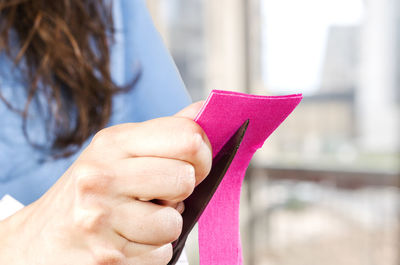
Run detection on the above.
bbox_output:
[147,0,399,264]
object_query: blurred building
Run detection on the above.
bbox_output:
[147,0,205,101]
[320,26,360,93]
[147,0,263,100]
[146,1,399,264]
[357,0,400,154]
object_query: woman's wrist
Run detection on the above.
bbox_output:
[0,206,32,264]
[0,218,16,262]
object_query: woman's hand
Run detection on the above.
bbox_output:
[0,102,212,265]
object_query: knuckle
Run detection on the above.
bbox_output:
[160,207,183,243]
[90,124,136,153]
[74,206,110,234]
[72,166,112,233]
[178,120,212,177]
[91,128,112,148]
[74,164,112,195]
[157,244,173,265]
[175,164,196,200]
[92,248,124,265]
[74,164,99,193]
[182,124,205,157]
[201,152,212,179]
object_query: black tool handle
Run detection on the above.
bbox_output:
[168,120,249,265]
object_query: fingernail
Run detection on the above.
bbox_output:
[176,201,185,214]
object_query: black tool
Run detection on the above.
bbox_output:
[168,120,249,265]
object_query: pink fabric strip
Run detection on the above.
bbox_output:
[194,90,302,265]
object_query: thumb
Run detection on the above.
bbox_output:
[174,101,205,120]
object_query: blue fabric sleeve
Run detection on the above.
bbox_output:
[110,0,192,124]
[0,0,192,204]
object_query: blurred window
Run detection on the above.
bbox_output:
[147,1,399,264]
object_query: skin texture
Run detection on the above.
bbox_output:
[0,101,212,265]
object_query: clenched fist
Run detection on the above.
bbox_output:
[0,102,212,265]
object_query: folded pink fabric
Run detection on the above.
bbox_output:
[194,90,302,265]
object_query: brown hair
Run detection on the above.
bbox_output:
[0,0,128,157]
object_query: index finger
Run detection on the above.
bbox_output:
[86,117,212,185]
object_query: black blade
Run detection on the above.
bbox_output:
[168,119,249,265]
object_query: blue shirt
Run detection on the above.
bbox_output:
[0,0,191,205]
